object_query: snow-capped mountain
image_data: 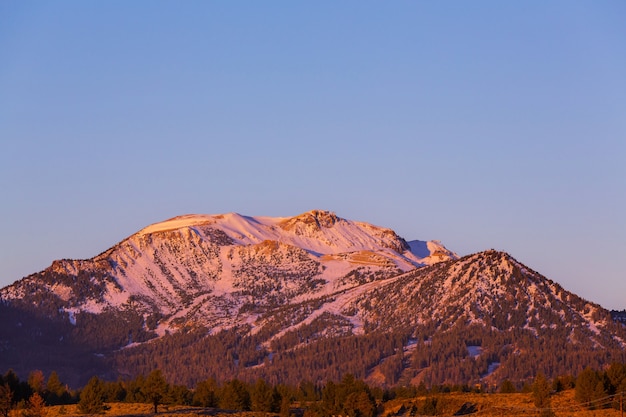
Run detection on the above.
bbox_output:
[0,210,623,388]
[1,210,455,334]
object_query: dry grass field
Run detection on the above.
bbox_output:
[20,390,625,417]
[380,390,624,416]
[43,403,243,417]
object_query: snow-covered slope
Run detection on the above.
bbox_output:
[2,211,624,388]
[1,210,456,333]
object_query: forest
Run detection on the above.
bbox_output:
[2,362,626,417]
[4,248,626,393]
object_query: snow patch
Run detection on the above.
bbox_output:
[67,310,76,325]
[485,362,500,377]
[467,345,482,358]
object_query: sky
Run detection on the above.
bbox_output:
[1,2,624,309]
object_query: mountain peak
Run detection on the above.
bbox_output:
[279,209,340,233]
[138,214,216,235]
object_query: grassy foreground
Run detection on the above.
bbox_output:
[381,390,623,416]
[37,390,623,417]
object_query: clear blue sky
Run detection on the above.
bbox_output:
[1,2,624,309]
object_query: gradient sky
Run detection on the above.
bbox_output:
[1,2,625,309]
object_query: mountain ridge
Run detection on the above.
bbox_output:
[0,210,624,388]
[1,210,455,326]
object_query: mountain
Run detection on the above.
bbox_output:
[0,210,623,389]
[1,210,454,334]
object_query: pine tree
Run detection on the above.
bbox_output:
[532,373,551,408]
[193,379,217,407]
[321,380,337,415]
[344,391,375,417]
[251,379,273,412]
[124,375,146,403]
[270,387,282,413]
[0,385,12,417]
[575,367,607,410]
[279,394,291,417]
[24,393,47,417]
[297,381,319,402]
[44,372,66,405]
[78,376,106,415]
[169,385,191,406]
[27,371,45,396]
[219,379,250,411]
[606,363,626,394]
[499,379,516,393]
[532,373,555,417]
[3,370,26,405]
[102,380,126,403]
[142,370,170,414]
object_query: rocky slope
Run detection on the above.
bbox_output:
[0,210,623,388]
[1,210,454,334]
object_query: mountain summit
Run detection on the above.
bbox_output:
[0,211,623,388]
[2,210,455,333]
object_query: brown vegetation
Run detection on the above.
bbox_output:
[28,390,626,417]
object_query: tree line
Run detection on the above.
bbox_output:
[0,369,376,417]
[2,363,626,416]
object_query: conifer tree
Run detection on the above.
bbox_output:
[575,367,606,410]
[142,370,170,414]
[251,379,273,412]
[532,373,551,408]
[532,373,554,417]
[344,391,375,417]
[169,384,191,406]
[499,379,516,393]
[45,372,67,405]
[125,374,146,403]
[0,385,12,417]
[193,379,218,407]
[2,370,26,404]
[102,380,126,403]
[279,394,291,417]
[219,379,250,411]
[606,363,626,394]
[24,393,47,417]
[78,376,106,415]
[27,371,45,396]
[270,387,282,413]
[321,380,337,415]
